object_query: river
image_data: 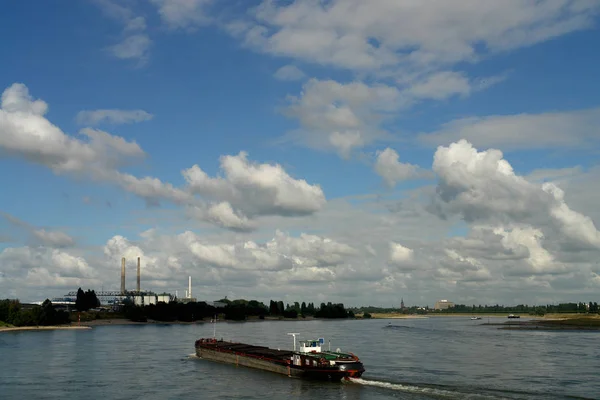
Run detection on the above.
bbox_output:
[1,317,598,399]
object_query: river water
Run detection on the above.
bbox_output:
[1,317,598,399]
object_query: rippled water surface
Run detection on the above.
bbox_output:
[1,317,599,399]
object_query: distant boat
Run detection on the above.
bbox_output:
[470,317,482,320]
[507,314,520,319]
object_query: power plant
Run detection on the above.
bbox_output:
[62,257,209,308]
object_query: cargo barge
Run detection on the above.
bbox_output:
[195,333,365,381]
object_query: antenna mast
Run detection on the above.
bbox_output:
[287,333,299,351]
[213,314,217,339]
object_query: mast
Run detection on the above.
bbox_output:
[213,314,217,339]
[287,333,299,351]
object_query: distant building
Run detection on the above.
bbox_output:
[400,298,405,310]
[129,292,172,306]
[434,299,454,310]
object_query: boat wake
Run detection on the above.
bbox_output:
[345,378,508,399]
[383,324,412,330]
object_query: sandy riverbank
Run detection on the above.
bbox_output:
[83,318,208,326]
[367,313,514,319]
[0,325,92,333]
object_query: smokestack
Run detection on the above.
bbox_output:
[137,257,141,292]
[121,257,126,294]
[188,276,192,298]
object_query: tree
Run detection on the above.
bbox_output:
[301,302,307,317]
[75,288,86,311]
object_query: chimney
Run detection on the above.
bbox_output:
[137,257,141,292]
[121,257,126,294]
[188,276,192,298]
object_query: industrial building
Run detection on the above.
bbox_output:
[60,257,217,308]
[434,299,455,310]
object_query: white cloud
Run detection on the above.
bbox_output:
[242,0,599,73]
[407,71,471,100]
[0,246,99,291]
[388,242,419,272]
[418,108,600,150]
[1,212,75,248]
[182,151,326,217]
[431,139,600,251]
[32,229,75,248]
[1,83,327,232]
[274,65,305,81]
[282,78,401,157]
[76,109,154,126]
[0,83,145,174]
[4,182,600,304]
[93,0,152,63]
[280,74,508,157]
[221,1,598,156]
[150,0,213,30]
[109,34,152,63]
[374,147,429,187]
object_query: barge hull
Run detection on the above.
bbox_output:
[196,347,351,381]
[194,338,364,382]
[197,347,296,377]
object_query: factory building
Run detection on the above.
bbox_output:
[434,299,455,310]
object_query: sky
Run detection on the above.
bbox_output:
[1,0,600,307]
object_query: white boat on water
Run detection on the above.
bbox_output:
[470,317,482,320]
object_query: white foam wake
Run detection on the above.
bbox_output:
[346,378,504,399]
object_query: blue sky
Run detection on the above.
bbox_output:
[1,0,600,306]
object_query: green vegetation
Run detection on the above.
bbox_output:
[351,301,600,317]
[75,288,100,312]
[120,299,353,323]
[435,302,599,316]
[0,299,70,327]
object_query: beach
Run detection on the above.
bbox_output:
[0,325,92,333]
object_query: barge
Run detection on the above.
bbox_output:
[195,333,365,381]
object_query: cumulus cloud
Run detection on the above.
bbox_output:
[388,242,419,272]
[182,151,326,218]
[282,79,401,157]
[430,139,600,251]
[0,83,325,231]
[280,75,507,157]
[0,246,99,291]
[374,147,430,187]
[98,229,358,295]
[0,83,145,174]
[221,1,597,156]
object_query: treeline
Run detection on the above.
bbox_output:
[0,299,70,327]
[122,298,354,322]
[436,302,600,316]
[75,288,100,312]
[352,302,600,316]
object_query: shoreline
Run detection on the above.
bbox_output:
[0,325,92,333]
